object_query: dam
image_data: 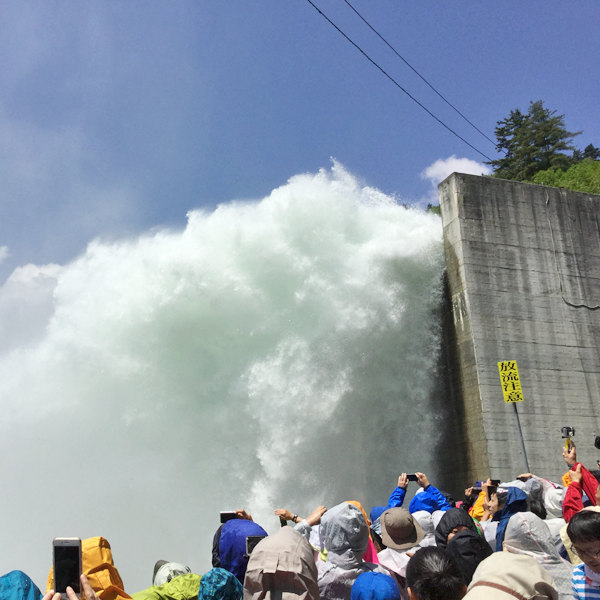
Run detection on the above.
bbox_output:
[437,173,600,492]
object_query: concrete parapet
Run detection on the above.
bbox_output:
[438,173,600,488]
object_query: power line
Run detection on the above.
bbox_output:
[341,0,498,148]
[302,0,494,162]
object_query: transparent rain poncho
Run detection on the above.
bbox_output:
[503,511,573,600]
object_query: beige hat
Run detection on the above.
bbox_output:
[379,508,425,551]
[464,552,558,600]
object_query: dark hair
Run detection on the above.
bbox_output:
[527,485,547,520]
[567,510,600,544]
[406,547,465,600]
[495,491,508,511]
[440,491,456,508]
[371,529,386,552]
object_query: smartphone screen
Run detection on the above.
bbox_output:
[406,474,418,482]
[245,535,266,556]
[220,511,237,524]
[53,540,81,596]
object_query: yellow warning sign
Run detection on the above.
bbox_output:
[498,360,524,403]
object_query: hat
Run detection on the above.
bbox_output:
[379,508,424,551]
[351,572,401,600]
[464,553,558,600]
[153,562,192,586]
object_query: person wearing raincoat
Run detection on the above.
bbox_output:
[503,512,573,600]
[243,526,319,600]
[316,503,389,600]
[490,487,528,552]
[434,508,481,550]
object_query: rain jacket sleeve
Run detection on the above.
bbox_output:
[294,519,313,541]
[469,492,487,520]
[563,462,598,522]
[423,485,452,511]
[387,487,406,508]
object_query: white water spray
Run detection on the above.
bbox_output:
[0,163,443,592]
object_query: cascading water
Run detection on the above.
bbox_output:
[0,163,444,592]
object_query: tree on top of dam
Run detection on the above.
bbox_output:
[488,100,581,181]
[487,100,600,194]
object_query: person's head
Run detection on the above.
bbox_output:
[434,508,477,549]
[405,547,465,600]
[463,553,558,600]
[244,527,318,600]
[445,530,492,585]
[411,511,436,547]
[219,519,268,584]
[504,512,556,557]
[320,502,369,562]
[526,482,547,521]
[487,490,507,515]
[153,562,191,586]
[379,508,424,551]
[199,568,243,600]
[567,509,600,573]
[351,572,401,600]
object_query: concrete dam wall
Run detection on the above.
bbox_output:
[438,173,600,491]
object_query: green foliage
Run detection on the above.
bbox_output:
[488,100,581,181]
[532,159,600,195]
[573,144,600,162]
[426,203,441,215]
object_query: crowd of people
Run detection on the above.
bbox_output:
[5,443,600,600]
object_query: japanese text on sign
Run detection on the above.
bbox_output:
[497,360,524,403]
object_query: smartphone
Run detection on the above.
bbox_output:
[245,535,266,556]
[53,538,82,599]
[406,474,418,482]
[490,479,501,487]
[486,485,498,501]
[279,516,288,527]
[220,511,237,524]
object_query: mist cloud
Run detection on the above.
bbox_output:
[420,155,491,205]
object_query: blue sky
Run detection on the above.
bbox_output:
[0,0,598,280]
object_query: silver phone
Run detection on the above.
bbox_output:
[53,538,82,599]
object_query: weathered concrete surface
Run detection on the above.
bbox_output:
[439,173,600,489]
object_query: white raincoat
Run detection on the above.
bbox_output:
[503,511,573,600]
[317,503,389,600]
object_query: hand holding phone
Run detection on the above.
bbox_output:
[44,573,100,600]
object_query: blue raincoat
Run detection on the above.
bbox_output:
[492,487,528,551]
[0,571,42,600]
[219,519,268,584]
[408,486,452,514]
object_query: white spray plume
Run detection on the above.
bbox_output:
[0,164,444,591]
